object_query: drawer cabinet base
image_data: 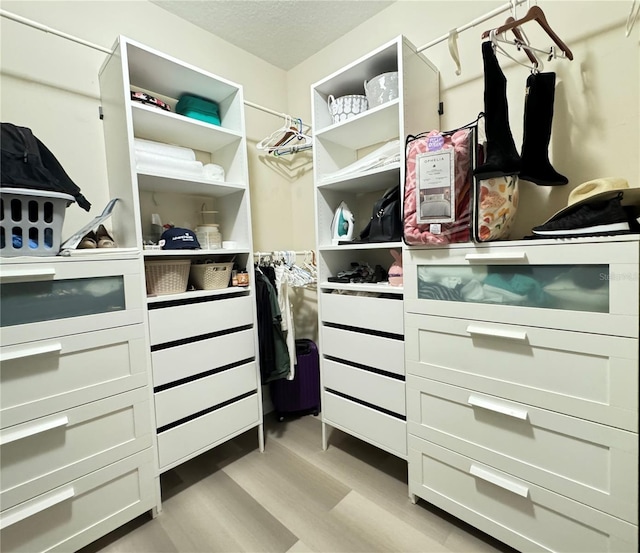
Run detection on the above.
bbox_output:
[409,436,638,553]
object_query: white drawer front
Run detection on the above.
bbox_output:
[321,293,403,335]
[405,314,638,432]
[323,391,406,458]
[151,328,255,387]
[321,326,404,376]
[323,358,405,415]
[0,388,151,511]
[155,362,258,428]
[409,437,638,553]
[157,394,260,471]
[0,449,156,553]
[0,257,144,345]
[0,325,149,428]
[407,377,638,523]
[404,239,639,337]
[148,295,253,345]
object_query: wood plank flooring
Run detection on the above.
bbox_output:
[80,414,517,553]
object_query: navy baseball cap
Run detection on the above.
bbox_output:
[159,227,201,249]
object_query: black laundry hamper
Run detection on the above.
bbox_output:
[270,339,320,421]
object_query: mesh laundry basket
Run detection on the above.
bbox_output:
[144,259,191,296]
[0,187,74,257]
[190,262,233,290]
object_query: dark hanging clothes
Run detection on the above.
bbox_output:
[260,264,278,296]
[254,271,290,383]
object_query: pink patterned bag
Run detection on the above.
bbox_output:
[403,128,474,245]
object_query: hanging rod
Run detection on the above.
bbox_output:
[416,0,529,52]
[1,8,307,127]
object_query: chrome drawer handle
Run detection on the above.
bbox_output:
[0,416,69,446]
[464,252,527,262]
[468,395,529,420]
[0,342,62,362]
[0,487,74,530]
[466,325,528,342]
[0,267,56,281]
[469,464,529,498]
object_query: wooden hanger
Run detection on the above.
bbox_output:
[482,5,573,61]
[503,16,539,67]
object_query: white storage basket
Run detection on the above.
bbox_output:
[190,262,233,290]
[145,259,191,296]
[0,187,74,257]
[327,94,368,124]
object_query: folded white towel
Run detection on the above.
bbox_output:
[203,163,225,181]
[135,150,204,177]
[134,138,196,161]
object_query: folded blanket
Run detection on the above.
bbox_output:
[134,138,196,161]
[135,150,204,177]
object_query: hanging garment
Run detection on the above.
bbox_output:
[255,271,290,382]
[275,264,296,380]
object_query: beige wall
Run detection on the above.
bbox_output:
[288,0,639,241]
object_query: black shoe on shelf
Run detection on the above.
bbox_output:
[532,196,631,237]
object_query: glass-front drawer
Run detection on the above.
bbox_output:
[404,238,639,337]
[0,257,145,345]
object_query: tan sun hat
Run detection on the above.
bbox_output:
[541,177,640,224]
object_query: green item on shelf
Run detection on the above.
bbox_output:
[176,94,221,126]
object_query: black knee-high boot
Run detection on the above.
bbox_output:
[519,72,568,186]
[473,41,521,179]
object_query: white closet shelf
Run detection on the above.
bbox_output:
[137,172,246,197]
[317,164,401,193]
[318,241,404,251]
[319,281,403,295]
[143,249,249,257]
[132,103,242,153]
[315,100,400,149]
[146,286,251,304]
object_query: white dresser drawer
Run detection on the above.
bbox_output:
[0,448,156,553]
[155,362,258,428]
[323,358,405,416]
[407,377,638,523]
[404,238,639,337]
[320,292,403,335]
[148,295,253,345]
[321,325,404,376]
[0,325,149,428]
[405,313,638,431]
[409,437,638,553]
[151,328,255,387]
[0,257,145,345]
[0,388,152,511]
[323,391,406,458]
[157,393,260,471]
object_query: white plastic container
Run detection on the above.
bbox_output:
[364,72,399,108]
[195,224,222,250]
[327,94,368,124]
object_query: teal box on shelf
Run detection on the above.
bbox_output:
[176,94,221,126]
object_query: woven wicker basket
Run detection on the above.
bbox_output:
[190,262,233,290]
[145,259,191,296]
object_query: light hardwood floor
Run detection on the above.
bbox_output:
[80,414,517,553]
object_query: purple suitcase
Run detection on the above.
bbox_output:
[270,339,320,421]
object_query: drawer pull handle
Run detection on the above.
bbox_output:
[469,464,529,498]
[464,252,527,262]
[0,342,62,362]
[0,416,69,445]
[0,487,74,530]
[466,325,527,342]
[468,395,529,420]
[0,267,56,281]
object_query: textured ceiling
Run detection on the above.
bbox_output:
[151,0,395,70]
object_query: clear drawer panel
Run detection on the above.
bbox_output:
[0,276,125,327]
[416,264,609,313]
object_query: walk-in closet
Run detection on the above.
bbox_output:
[1,1,638,552]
